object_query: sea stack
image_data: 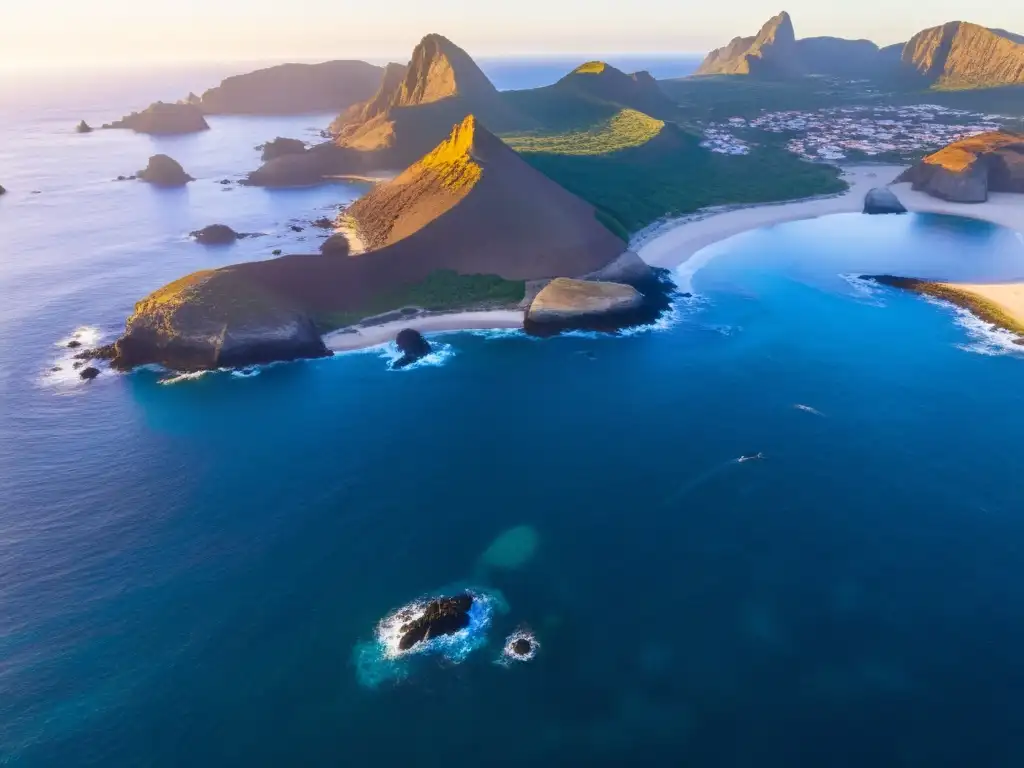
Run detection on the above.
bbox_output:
[393,328,431,368]
[397,594,473,651]
[0,184,6,196]
[191,224,241,245]
[76,120,93,134]
[138,155,194,187]
[260,137,306,162]
[895,132,1024,203]
[103,102,209,135]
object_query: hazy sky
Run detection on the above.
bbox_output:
[0,0,1019,67]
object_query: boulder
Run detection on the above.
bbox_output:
[76,120,93,134]
[260,137,306,162]
[512,638,533,656]
[79,367,100,380]
[137,155,194,187]
[526,277,644,330]
[191,224,240,245]
[66,340,82,349]
[319,233,350,256]
[863,187,907,214]
[102,101,209,135]
[397,594,473,651]
[393,328,431,368]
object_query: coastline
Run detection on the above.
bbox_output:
[870,277,1024,339]
[324,310,525,352]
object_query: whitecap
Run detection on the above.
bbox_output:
[794,404,825,416]
[230,366,262,379]
[376,340,457,370]
[839,274,886,306]
[158,370,209,385]
[56,325,103,349]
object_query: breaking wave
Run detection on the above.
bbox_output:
[920,297,1024,357]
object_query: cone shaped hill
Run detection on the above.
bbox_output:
[105,117,632,371]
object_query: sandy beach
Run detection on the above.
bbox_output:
[636,166,1024,272]
[324,310,524,352]
[935,283,1024,332]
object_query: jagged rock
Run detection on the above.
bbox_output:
[66,340,82,349]
[191,225,240,245]
[393,328,431,368]
[319,234,350,256]
[79,367,100,380]
[864,187,907,214]
[696,11,803,77]
[397,594,473,651]
[260,137,306,162]
[109,270,331,371]
[103,101,209,135]
[76,120,93,134]
[526,278,644,330]
[896,132,1024,203]
[137,155,193,187]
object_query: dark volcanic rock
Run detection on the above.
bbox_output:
[260,137,307,162]
[103,101,209,135]
[863,187,907,214]
[76,120,93,134]
[191,224,240,245]
[66,340,82,349]
[319,233,350,256]
[393,328,431,368]
[138,155,194,187]
[311,217,334,229]
[397,594,473,651]
[511,638,533,656]
[79,367,100,380]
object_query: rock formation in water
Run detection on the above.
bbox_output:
[319,233,350,256]
[79,366,100,380]
[103,102,209,135]
[190,225,262,244]
[76,120,93,134]
[552,62,677,118]
[393,328,432,368]
[901,22,1024,88]
[246,34,532,187]
[397,594,473,651]
[260,137,306,162]
[526,277,644,329]
[197,60,384,114]
[895,131,1024,202]
[863,187,907,214]
[137,155,194,187]
[0,184,6,196]
[696,11,803,77]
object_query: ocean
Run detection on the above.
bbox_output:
[3,58,1024,767]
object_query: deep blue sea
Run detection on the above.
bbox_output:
[3,58,1024,767]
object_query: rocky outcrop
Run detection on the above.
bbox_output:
[76,120,93,133]
[137,155,194,187]
[896,132,1024,202]
[109,270,331,371]
[197,60,384,115]
[901,22,1024,88]
[696,11,803,78]
[79,367,100,380]
[190,225,262,244]
[0,184,5,196]
[246,35,530,187]
[260,137,306,162]
[863,187,907,214]
[393,328,431,368]
[526,278,644,329]
[397,594,473,651]
[103,102,209,135]
[319,233,351,256]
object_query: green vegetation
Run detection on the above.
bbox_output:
[512,126,844,234]
[505,109,664,155]
[317,270,525,329]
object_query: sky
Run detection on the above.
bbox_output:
[0,0,1019,68]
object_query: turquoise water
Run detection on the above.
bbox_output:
[3,64,1024,766]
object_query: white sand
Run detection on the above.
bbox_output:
[636,165,1024,272]
[934,282,1024,329]
[324,310,524,352]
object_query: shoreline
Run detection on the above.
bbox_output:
[869,277,1024,339]
[324,310,525,352]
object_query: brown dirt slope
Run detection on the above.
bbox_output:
[198,61,384,115]
[902,22,1024,88]
[696,11,802,77]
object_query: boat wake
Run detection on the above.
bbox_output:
[794,404,824,416]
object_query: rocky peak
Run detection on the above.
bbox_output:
[902,21,1024,87]
[755,11,796,48]
[392,34,498,109]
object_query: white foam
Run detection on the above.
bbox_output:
[496,628,540,667]
[158,370,210,385]
[794,404,825,416]
[230,366,262,379]
[839,274,886,306]
[674,246,723,295]
[56,325,103,349]
[376,340,456,371]
[41,326,109,391]
[923,297,1024,357]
